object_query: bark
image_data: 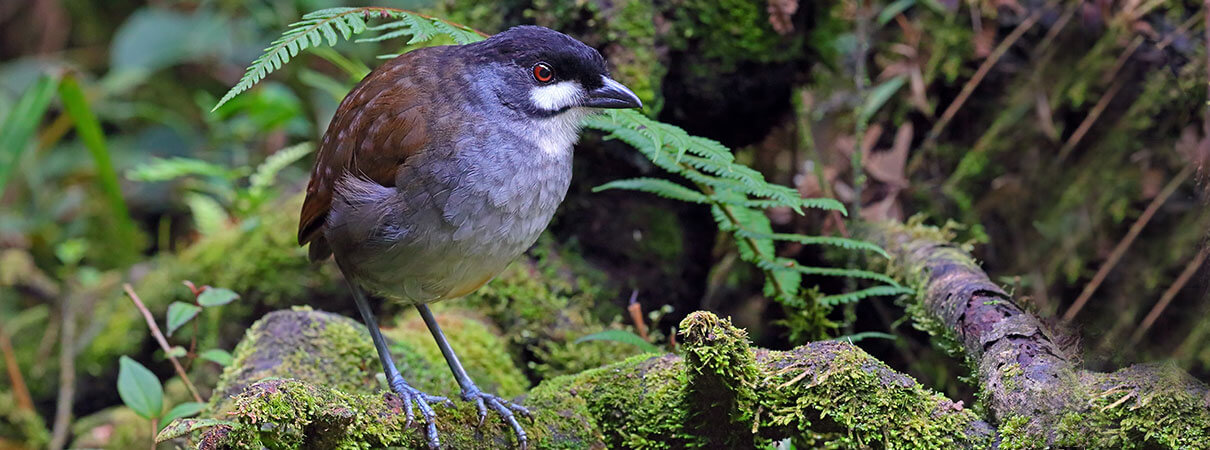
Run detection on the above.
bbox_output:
[860,221,1210,447]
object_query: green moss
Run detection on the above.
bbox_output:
[528,353,696,449]
[0,390,49,447]
[757,342,989,448]
[996,414,1037,450]
[1050,367,1210,448]
[680,312,758,446]
[666,0,796,72]
[461,237,633,380]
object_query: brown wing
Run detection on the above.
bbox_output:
[297,52,435,259]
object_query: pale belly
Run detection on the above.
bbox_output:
[323,143,573,305]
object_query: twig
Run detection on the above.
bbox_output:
[123,283,204,403]
[1054,35,1143,164]
[626,290,648,341]
[1033,5,1077,57]
[0,323,33,412]
[1055,78,1126,163]
[1062,164,1196,322]
[1130,248,1209,344]
[852,0,871,217]
[48,296,78,450]
[925,9,1043,145]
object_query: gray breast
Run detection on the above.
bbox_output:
[324,121,574,305]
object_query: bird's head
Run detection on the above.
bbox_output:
[466,25,642,118]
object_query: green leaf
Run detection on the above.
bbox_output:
[859,75,907,124]
[59,75,141,263]
[878,0,916,25]
[156,418,234,443]
[198,349,233,367]
[117,356,164,419]
[0,74,58,193]
[197,287,239,307]
[165,302,200,337]
[126,157,243,182]
[574,330,661,354]
[160,402,206,430]
[165,346,187,358]
[593,177,709,203]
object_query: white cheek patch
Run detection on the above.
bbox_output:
[530,81,583,111]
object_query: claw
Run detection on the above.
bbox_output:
[461,389,530,449]
[389,375,448,449]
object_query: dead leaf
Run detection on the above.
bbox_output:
[860,190,903,222]
[767,0,798,35]
[864,123,913,189]
[974,21,997,58]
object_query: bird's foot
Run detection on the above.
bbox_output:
[388,375,452,449]
[461,387,533,449]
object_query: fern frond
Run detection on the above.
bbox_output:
[250,142,313,191]
[212,7,486,112]
[735,230,889,257]
[756,259,900,286]
[593,178,709,203]
[126,157,244,182]
[819,285,914,306]
[184,193,229,237]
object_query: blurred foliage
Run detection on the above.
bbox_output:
[0,0,1208,448]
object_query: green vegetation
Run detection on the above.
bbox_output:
[2,1,1208,448]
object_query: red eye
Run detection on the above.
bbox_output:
[533,63,554,83]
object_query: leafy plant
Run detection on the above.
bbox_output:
[575,329,663,354]
[117,356,206,434]
[211,7,484,112]
[586,110,911,337]
[214,6,910,339]
[126,142,312,234]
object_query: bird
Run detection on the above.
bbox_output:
[297,25,642,448]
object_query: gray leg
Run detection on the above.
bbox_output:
[416,304,532,449]
[346,281,449,448]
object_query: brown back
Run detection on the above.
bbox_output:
[297,50,439,259]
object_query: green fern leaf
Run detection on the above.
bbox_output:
[249,142,313,191]
[184,193,229,237]
[126,157,243,182]
[819,285,914,306]
[593,178,708,203]
[756,259,900,286]
[735,230,888,257]
[212,8,486,112]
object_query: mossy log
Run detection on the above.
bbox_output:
[860,221,1210,447]
[159,309,990,448]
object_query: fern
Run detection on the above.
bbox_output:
[249,142,313,192]
[584,109,908,334]
[218,9,911,339]
[212,7,485,111]
[819,286,914,306]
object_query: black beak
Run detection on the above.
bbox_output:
[583,76,642,109]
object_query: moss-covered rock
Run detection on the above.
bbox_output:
[163,308,991,448]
